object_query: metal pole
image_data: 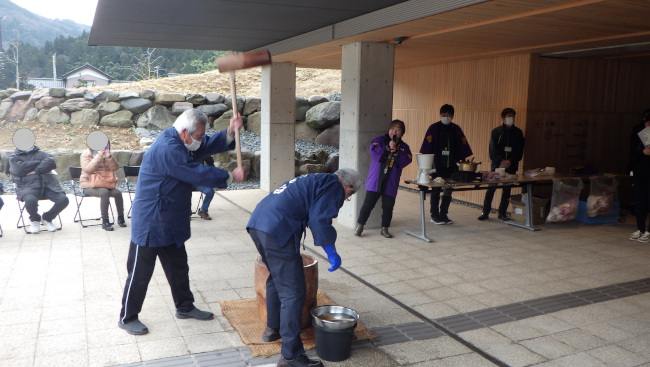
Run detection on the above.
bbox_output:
[52,53,56,81]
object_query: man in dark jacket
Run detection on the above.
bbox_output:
[419,104,473,224]
[478,108,525,221]
[10,129,69,234]
[247,169,361,367]
[118,109,246,335]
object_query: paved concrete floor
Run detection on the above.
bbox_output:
[1,188,649,367]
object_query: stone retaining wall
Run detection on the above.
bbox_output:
[0,87,342,150]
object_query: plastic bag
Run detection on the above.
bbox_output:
[546,178,583,222]
[586,175,617,217]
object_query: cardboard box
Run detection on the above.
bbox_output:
[509,194,549,225]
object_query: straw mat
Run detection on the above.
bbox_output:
[220,291,375,358]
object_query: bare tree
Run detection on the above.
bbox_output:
[117,48,164,80]
[0,29,23,89]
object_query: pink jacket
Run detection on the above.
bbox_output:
[80,149,119,189]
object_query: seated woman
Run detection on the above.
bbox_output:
[80,143,126,231]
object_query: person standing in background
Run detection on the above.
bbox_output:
[628,108,650,243]
[419,104,472,225]
[354,119,412,238]
[478,108,525,221]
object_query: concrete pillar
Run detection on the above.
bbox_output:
[260,62,296,192]
[338,42,395,229]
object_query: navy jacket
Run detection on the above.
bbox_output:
[247,174,345,251]
[419,121,472,178]
[131,127,234,247]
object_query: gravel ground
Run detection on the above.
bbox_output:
[1,131,339,195]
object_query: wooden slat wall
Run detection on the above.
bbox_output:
[392,53,650,209]
[393,54,531,206]
[525,57,650,176]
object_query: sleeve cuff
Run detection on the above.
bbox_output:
[226,134,235,146]
[227,171,233,185]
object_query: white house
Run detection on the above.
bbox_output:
[60,63,112,88]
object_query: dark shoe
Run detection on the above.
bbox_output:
[478,213,489,221]
[431,215,445,225]
[117,216,127,227]
[175,307,214,320]
[262,326,280,342]
[381,227,393,238]
[118,319,148,335]
[498,213,510,221]
[197,209,212,220]
[277,354,323,367]
[102,220,114,231]
[440,214,453,224]
[354,223,364,236]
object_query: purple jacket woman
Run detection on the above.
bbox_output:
[355,120,412,238]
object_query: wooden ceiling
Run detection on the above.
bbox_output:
[90,0,650,70]
[270,0,650,69]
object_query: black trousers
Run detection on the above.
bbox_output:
[633,177,650,232]
[357,191,396,227]
[428,187,452,217]
[22,188,69,222]
[119,241,195,324]
[249,228,305,360]
[82,187,124,220]
[482,185,512,215]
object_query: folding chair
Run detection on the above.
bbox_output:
[15,183,63,233]
[190,189,206,219]
[122,166,140,218]
[69,167,114,228]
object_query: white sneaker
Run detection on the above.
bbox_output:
[43,220,57,232]
[638,231,650,243]
[29,221,40,234]
[629,230,642,241]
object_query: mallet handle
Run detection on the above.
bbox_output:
[229,70,243,169]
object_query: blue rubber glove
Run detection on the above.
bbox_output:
[322,245,341,272]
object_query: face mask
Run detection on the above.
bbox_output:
[441,116,452,125]
[185,137,202,151]
[505,117,514,126]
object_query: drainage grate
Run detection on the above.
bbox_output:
[369,321,444,346]
[432,277,650,334]
[115,277,650,366]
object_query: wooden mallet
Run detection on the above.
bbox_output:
[217,50,272,175]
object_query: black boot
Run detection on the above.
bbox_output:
[117,216,127,227]
[102,219,114,231]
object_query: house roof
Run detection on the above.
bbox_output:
[61,63,113,80]
[88,0,650,70]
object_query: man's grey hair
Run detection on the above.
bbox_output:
[173,109,207,134]
[334,168,362,193]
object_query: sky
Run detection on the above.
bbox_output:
[10,0,98,26]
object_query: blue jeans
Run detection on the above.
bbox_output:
[193,186,214,212]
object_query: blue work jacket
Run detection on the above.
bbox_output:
[131,127,234,247]
[247,174,345,251]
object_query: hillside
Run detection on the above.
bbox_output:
[88,68,342,98]
[0,68,342,152]
[0,0,90,48]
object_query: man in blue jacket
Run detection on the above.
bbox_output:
[247,168,361,367]
[118,109,246,335]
